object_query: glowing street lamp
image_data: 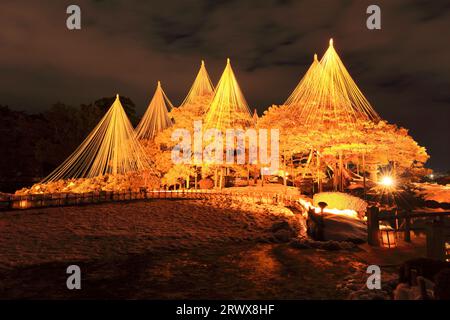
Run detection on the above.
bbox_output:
[379,176,395,188]
[380,225,397,248]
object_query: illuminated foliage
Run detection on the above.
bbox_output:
[42,95,153,183]
[204,58,253,130]
[285,39,380,126]
[180,60,215,108]
[136,81,174,140]
[260,39,428,183]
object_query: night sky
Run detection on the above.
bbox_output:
[1,0,449,170]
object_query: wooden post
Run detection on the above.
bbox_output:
[332,163,338,191]
[367,206,380,246]
[194,166,198,190]
[261,170,264,187]
[426,219,446,261]
[317,152,322,193]
[404,213,411,243]
[214,167,218,188]
[219,167,224,189]
[307,208,324,241]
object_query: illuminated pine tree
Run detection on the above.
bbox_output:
[42,94,153,182]
[136,81,174,140]
[204,58,253,130]
[286,39,380,126]
[284,53,321,106]
[180,60,214,108]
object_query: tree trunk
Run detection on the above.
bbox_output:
[369,164,378,182]
[333,163,338,191]
[214,168,218,188]
[317,152,322,192]
[339,151,343,192]
[219,167,224,189]
[194,167,198,190]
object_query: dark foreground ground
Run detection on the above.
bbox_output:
[1,243,374,299]
[0,199,420,299]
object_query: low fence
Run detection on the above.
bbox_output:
[367,206,450,261]
[0,189,301,211]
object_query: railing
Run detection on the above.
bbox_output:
[367,206,450,261]
[0,189,301,211]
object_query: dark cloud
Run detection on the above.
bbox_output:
[0,0,449,170]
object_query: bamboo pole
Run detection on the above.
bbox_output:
[219,167,224,189]
[339,151,343,192]
[362,152,366,200]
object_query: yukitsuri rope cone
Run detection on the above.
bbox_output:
[204,58,253,131]
[43,94,153,182]
[285,39,380,126]
[180,60,215,108]
[136,81,174,140]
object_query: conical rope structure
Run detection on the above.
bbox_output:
[180,60,214,107]
[41,94,153,183]
[204,58,253,130]
[135,81,174,140]
[284,53,321,106]
[285,39,380,126]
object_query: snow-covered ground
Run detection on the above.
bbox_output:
[322,213,367,242]
[0,194,426,299]
[414,183,450,203]
[0,197,298,269]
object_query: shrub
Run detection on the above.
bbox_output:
[199,178,214,189]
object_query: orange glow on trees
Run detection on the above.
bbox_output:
[136,81,174,140]
[285,39,380,126]
[180,60,215,108]
[259,39,428,189]
[204,58,253,130]
[42,94,153,182]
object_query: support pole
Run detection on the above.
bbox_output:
[367,206,380,246]
[362,153,366,200]
[339,151,343,192]
[219,166,224,189]
[214,167,218,188]
[404,213,411,243]
[194,166,198,190]
[426,219,446,261]
[317,151,322,192]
